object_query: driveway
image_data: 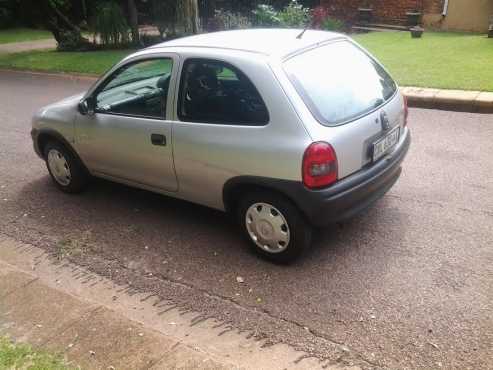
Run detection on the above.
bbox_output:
[0,70,491,370]
[0,39,56,54]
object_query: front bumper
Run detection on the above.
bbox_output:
[299,130,411,227]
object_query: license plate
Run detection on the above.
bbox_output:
[373,127,400,162]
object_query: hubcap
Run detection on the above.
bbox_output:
[47,149,71,186]
[245,203,290,254]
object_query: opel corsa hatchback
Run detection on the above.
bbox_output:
[31,29,410,263]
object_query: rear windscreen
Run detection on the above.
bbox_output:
[284,41,397,126]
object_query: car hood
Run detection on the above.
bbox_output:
[33,92,87,135]
[42,92,86,113]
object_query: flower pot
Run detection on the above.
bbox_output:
[406,11,422,27]
[358,8,373,23]
[410,26,424,38]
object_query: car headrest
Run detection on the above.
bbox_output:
[190,64,218,90]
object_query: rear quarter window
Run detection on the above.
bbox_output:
[284,40,397,126]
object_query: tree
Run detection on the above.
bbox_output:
[38,0,91,51]
[176,0,200,35]
[151,0,176,39]
[200,0,216,28]
[92,1,130,47]
[127,0,140,45]
[81,0,87,21]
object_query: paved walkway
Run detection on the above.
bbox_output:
[0,39,56,54]
[0,234,356,370]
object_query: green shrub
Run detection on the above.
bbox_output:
[252,4,280,27]
[321,17,345,32]
[278,0,310,28]
[91,2,130,47]
[56,30,84,51]
[140,33,163,47]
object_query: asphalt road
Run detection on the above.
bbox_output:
[0,70,491,370]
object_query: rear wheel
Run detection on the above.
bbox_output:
[237,191,312,263]
[44,141,89,194]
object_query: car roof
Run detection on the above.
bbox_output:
[148,28,346,58]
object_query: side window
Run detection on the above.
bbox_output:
[95,58,173,119]
[178,59,269,125]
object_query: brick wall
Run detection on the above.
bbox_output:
[320,0,359,22]
[379,0,422,24]
[321,0,444,25]
[423,0,444,14]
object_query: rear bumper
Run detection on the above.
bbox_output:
[298,129,411,227]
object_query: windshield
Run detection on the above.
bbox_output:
[284,41,397,126]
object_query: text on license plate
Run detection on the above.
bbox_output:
[373,127,400,162]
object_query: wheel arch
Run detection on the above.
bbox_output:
[222,176,307,218]
[35,129,89,173]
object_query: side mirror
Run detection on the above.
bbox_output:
[78,97,95,116]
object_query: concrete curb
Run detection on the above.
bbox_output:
[401,87,493,113]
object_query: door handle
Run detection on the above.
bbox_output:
[151,134,166,146]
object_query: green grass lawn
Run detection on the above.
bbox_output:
[354,31,493,91]
[0,49,133,75]
[0,336,71,369]
[0,27,52,44]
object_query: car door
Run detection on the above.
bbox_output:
[171,57,288,210]
[75,55,178,192]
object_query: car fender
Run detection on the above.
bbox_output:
[32,128,90,174]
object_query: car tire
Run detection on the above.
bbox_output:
[43,141,89,194]
[237,191,312,264]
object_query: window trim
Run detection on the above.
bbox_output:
[177,57,270,126]
[91,56,175,121]
[283,39,398,127]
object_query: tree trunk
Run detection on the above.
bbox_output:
[39,0,91,51]
[202,0,216,21]
[81,0,87,21]
[127,0,140,45]
[176,0,200,35]
[151,0,176,39]
[203,0,216,30]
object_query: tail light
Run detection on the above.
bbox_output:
[302,142,338,189]
[403,95,409,126]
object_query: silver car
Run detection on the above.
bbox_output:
[31,29,410,263]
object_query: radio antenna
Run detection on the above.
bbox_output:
[296,26,309,39]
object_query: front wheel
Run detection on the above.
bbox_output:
[44,141,89,194]
[237,191,312,264]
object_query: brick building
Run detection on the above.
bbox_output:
[320,0,493,32]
